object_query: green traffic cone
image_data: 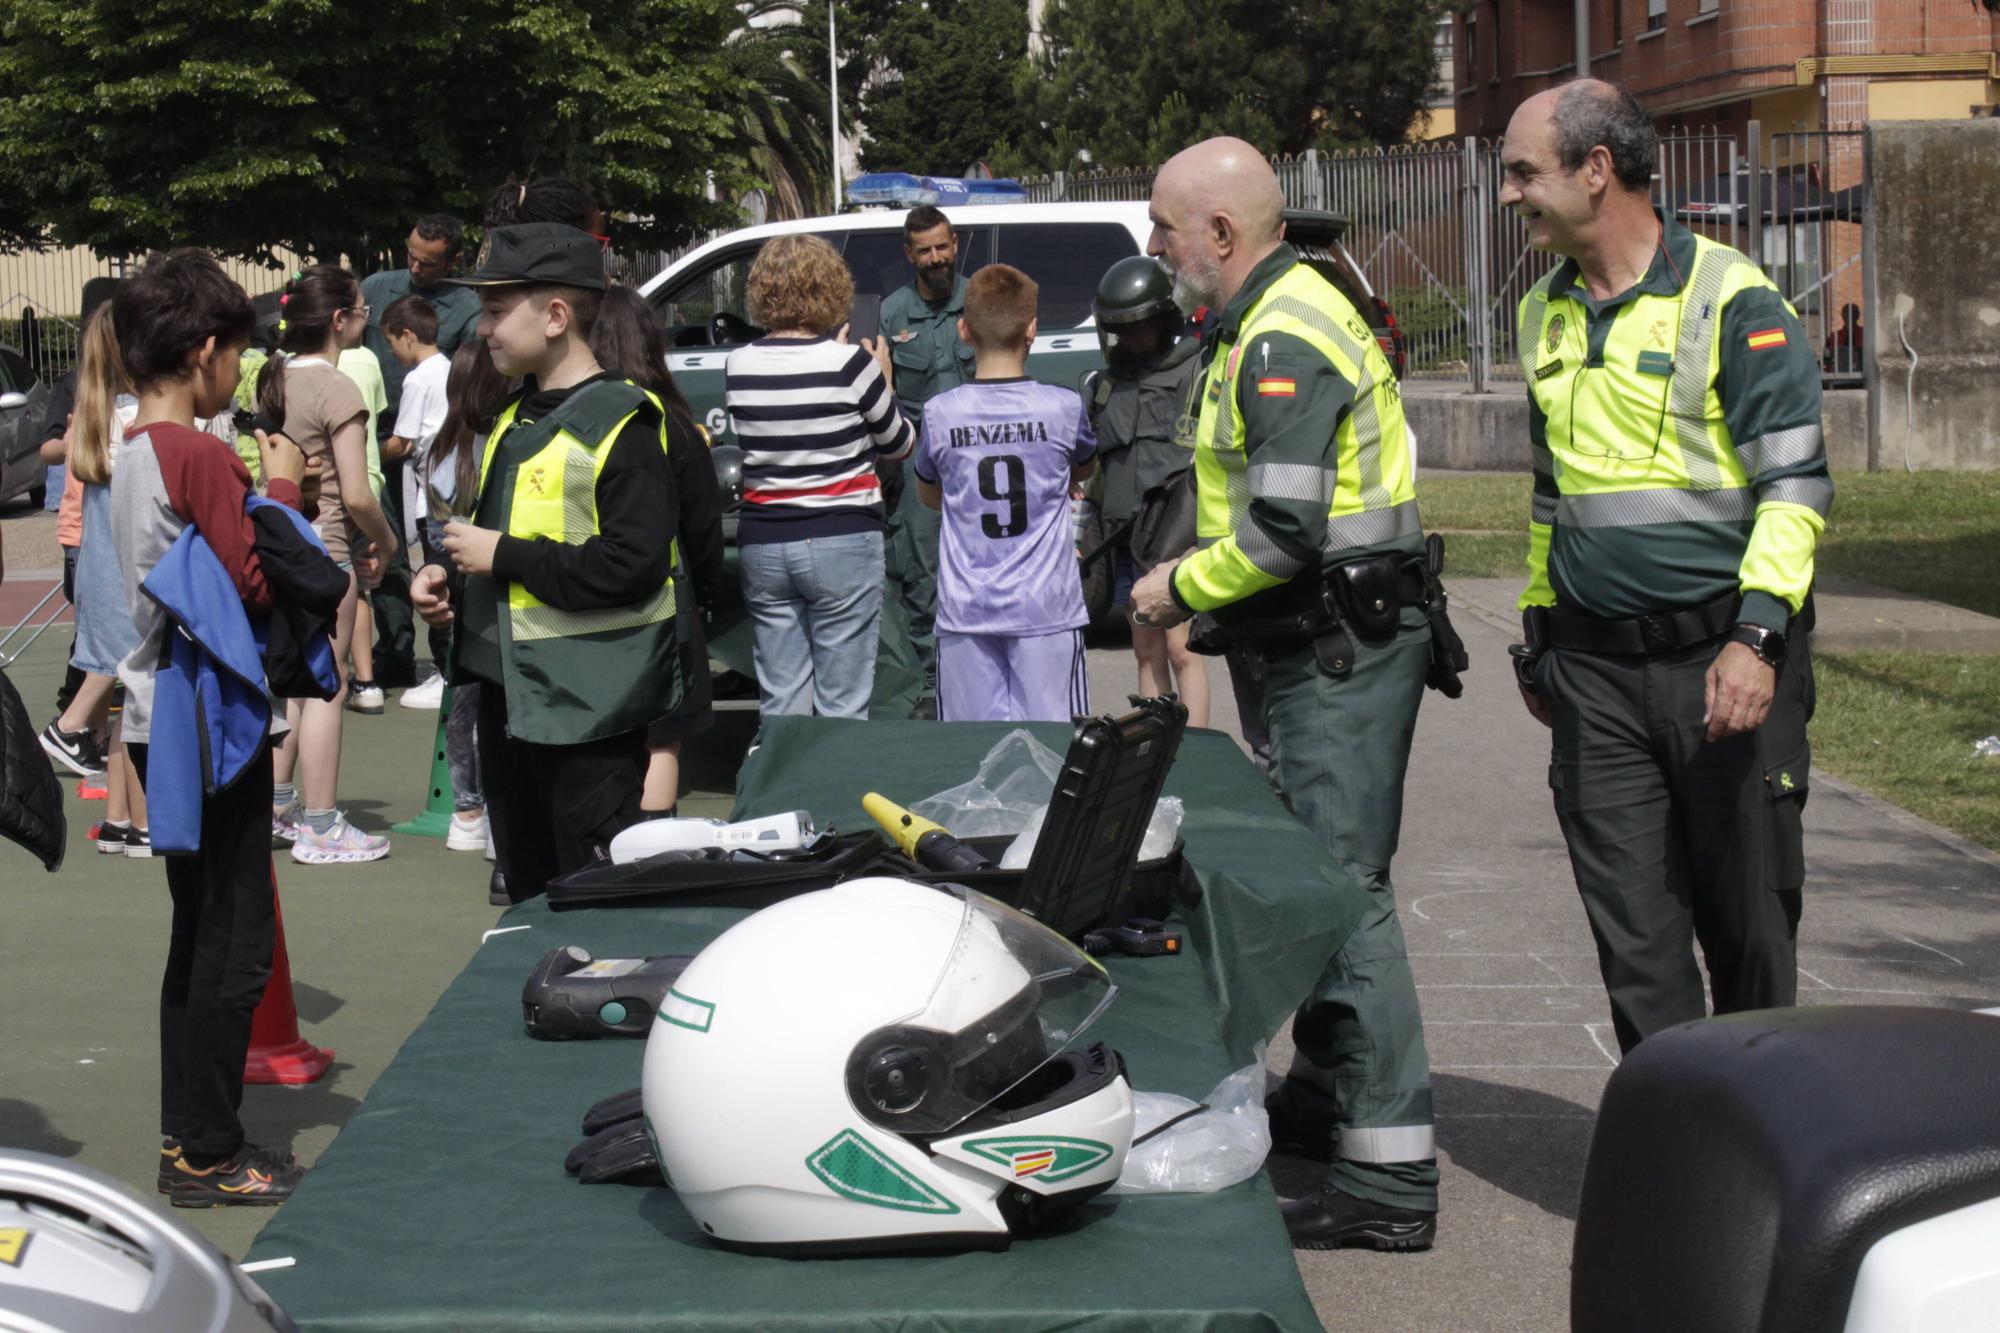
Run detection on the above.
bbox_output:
[394,684,457,838]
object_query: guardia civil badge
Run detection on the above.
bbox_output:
[1546,313,1566,353]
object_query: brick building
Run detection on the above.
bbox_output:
[1448,0,1998,143]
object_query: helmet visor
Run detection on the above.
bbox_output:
[846,886,1117,1137]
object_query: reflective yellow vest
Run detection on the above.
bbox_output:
[1174,261,1420,614]
[1517,230,1829,622]
[475,379,688,745]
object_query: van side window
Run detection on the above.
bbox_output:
[993,224,1137,330]
[655,247,761,348]
[0,349,29,392]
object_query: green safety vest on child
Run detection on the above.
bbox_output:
[471,379,691,745]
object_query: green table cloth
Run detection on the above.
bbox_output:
[247,717,1363,1331]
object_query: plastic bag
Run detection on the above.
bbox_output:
[1000,794,1185,870]
[1974,735,2000,759]
[910,729,1064,838]
[1111,1059,1271,1195]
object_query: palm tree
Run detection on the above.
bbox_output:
[725,0,838,219]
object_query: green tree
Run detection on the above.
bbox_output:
[995,0,1453,175]
[839,0,1031,177]
[0,0,755,261]
[728,0,839,219]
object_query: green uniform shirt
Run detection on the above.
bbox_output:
[361,269,482,436]
[1170,244,1419,615]
[1520,213,1831,631]
[880,274,974,430]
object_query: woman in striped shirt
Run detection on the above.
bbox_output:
[725,235,913,718]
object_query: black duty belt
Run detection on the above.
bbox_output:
[1542,591,1740,656]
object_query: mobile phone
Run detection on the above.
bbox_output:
[230,407,285,438]
[846,293,882,345]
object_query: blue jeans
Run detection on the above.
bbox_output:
[739,531,885,719]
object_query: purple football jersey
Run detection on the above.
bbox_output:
[914,378,1097,635]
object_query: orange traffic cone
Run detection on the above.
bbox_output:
[244,865,333,1085]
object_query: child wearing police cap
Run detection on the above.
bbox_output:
[412,223,692,905]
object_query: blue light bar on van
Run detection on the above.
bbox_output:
[845,173,1028,208]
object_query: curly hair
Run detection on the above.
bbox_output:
[746,235,853,335]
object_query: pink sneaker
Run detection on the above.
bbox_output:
[289,814,390,865]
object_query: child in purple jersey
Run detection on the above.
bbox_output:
[915,266,1098,722]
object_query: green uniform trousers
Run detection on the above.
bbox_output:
[871,488,941,717]
[1263,608,1438,1211]
[1540,632,1812,1054]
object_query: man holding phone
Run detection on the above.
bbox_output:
[875,206,976,719]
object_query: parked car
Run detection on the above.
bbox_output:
[637,201,1404,450]
[0,344,53,509]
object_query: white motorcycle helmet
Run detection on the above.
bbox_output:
[643,877,1134,1253]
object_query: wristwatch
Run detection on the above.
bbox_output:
[1728,623,1788,669]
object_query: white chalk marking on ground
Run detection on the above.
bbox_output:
[77,1059,93,1065]
[1416,983,1593,989]
[1432,1064,1618,1071]
[1802,985,1999,1001]
[1796,966,1835,990]
[1527,954,1571,981]
[1585,1024,1621,1067]
[240,1257,296,1274]
[1409,889,1514,922]
[482,925,532,943]
[1889,932,1965,967]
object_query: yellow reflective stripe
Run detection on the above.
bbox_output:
[1324,498,1422,549]
[1757,475,1833,517]
[1667,244,1759,488]
[1745,425,1824,477]
[1555,487,1757,528]
[510,579,679,642]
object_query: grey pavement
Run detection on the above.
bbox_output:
[1087,590,2000,1333]
[8,487,2000,1330]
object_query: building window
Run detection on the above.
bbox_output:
[1647,0,1667,31]
[1466,16,1478,86]
[1434,16,1454,95]
[1697,0,1717,14]
[1612,0,1622,45]
[1491,0,1503,79]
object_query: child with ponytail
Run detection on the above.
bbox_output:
[258,265,397,865]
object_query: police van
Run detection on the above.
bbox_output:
[636,197,1403,446]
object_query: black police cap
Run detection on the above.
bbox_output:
[446,222,607,291]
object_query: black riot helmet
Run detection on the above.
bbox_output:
[710,442,744,511]
[1093,256,1184,376]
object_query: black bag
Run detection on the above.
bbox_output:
[1127,465,1198,569]
[0,666,65,871]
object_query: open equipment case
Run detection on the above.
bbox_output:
[544,697,1199,945]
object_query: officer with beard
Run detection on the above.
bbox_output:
[1130,137,1441,1251]
[875,205,975,718]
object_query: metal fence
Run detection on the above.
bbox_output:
[0,246,306,382]
[1017,123,1865,390]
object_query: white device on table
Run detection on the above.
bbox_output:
[608,811,817,864]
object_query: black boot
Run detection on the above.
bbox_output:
[1280,1186,1436,1252]
[488,867,510,907]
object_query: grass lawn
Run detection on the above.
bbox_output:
[1416,470,2000,849]
[1421,470,2000,610]
[1810,652,2000,852]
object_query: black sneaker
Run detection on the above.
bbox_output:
[40,719,104,778]
[1281,1187,1436,1252]
[124,827,153,859]
[157,1137,294,1192]
[1265,1091,1336,1162]
[168,1145,305,1207]
[96,822,131,854]
[488,867,511,907]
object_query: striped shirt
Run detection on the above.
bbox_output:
[724,335,915,544]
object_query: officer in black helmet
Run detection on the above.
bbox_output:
[1085,256,1213,730]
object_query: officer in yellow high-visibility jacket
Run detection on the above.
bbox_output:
[1500,81,1831,1054]
[1131,138,1443,1253]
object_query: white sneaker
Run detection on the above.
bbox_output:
[446,811,490,852]
[346,684,386,715]
[289,814,391,865]
[400,672,447,711]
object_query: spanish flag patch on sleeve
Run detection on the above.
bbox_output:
[1255,376,1297,396]
[1746,327,1788,351]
